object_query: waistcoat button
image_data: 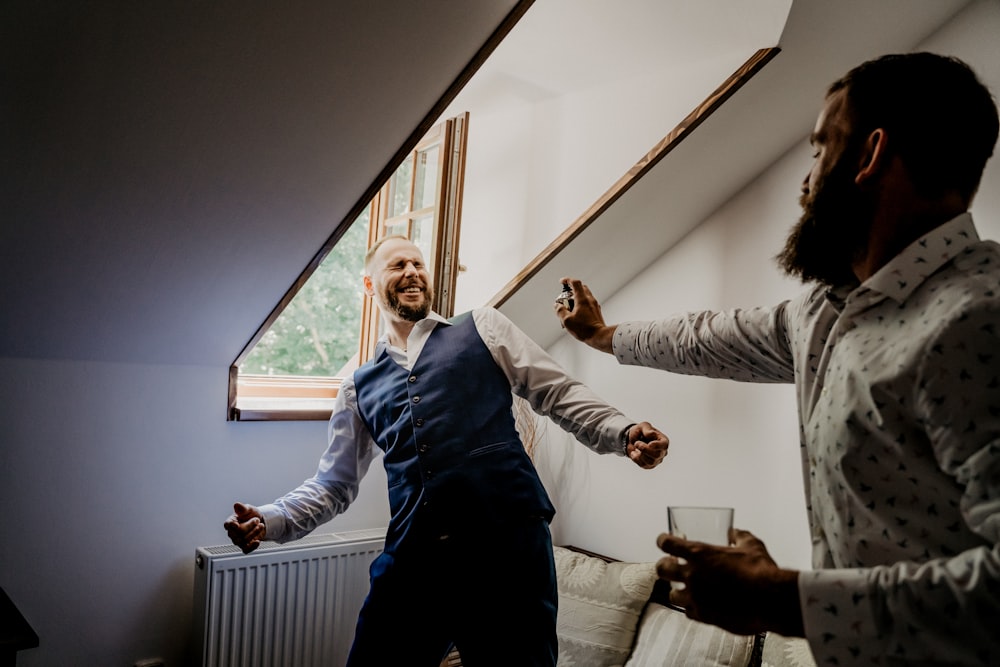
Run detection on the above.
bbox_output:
[409,375,417,383]
[412,395,420,404]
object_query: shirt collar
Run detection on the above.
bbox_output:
[860,212,979,304]
[373,311,449,360]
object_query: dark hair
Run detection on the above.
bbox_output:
[829,52,998,202]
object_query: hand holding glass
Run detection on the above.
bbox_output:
[664,506,734,610]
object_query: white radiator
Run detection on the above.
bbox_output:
[193,527,386,667]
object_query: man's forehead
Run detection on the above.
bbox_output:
[376,238,423,262]
[812,89,849,142]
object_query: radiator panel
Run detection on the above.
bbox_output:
[194,528,386,667]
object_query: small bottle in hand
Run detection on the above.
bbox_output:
[556,281,574,311]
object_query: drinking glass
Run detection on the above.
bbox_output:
[667,506,734,545]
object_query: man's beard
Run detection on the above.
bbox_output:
[776,156,875,288]
[384,282,434,321]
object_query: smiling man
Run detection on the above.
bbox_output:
[225,235,670,667]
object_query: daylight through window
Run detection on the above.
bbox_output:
[230,113,468,421]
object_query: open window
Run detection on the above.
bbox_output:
[230,113,469,421]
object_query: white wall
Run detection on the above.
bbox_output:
[451,19,790,311]
[538,144,813,566]
[528,0,1000,568]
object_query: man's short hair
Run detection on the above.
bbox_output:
[829,52,999,201]
[364,234,413,271]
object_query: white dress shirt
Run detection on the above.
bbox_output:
[260,307,632,544]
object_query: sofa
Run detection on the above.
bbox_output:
[440,545,817,667]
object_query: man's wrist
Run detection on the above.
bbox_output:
[620,423,636,455]
[592,325,617,354]
[767,568,805,637]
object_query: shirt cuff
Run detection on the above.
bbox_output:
[611,416,635,456]
[257,503,289,543]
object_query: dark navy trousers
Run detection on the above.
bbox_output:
[346,518,558,667]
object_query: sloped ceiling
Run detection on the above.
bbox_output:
[0,0,972,367]
[1,1,525,366]
[495,0,971,349]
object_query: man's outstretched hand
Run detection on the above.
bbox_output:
[554,278,617,353]
[625,422,669,469]
[224,502,266,554]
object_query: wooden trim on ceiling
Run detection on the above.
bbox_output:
[487,46,781,309]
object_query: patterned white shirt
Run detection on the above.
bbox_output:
[613,213,1000,665]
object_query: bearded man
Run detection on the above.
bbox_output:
[556,52,1000,665]
[225,235,670,667]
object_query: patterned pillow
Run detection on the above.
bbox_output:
[624,602,757,667]
[760,634,817,667]
[553,546,657,667]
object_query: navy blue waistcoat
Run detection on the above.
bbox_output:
[354,312,555,553]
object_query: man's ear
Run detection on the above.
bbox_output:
[855,128,889,186]
[363,275,374,297]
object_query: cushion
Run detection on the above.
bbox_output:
[553,546,657,667]
[624,602,757,667]
[760,634,817,667]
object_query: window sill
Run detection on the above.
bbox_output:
[232,397,335,421]
[230,373,340,421]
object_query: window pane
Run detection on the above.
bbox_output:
[412,212,434,260]
[389,156,412,217]
[385,219,409,237]
[241,209,369,376]
[413,145,440,210]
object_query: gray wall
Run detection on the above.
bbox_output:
[0,358,389,666]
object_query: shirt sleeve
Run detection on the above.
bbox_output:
[258,375,378,543]
[612,304,796,383]
[473,307,632,455]
[799,299,1000,665]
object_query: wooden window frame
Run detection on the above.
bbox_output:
[230,114,468,422]
[225,0,534,422]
